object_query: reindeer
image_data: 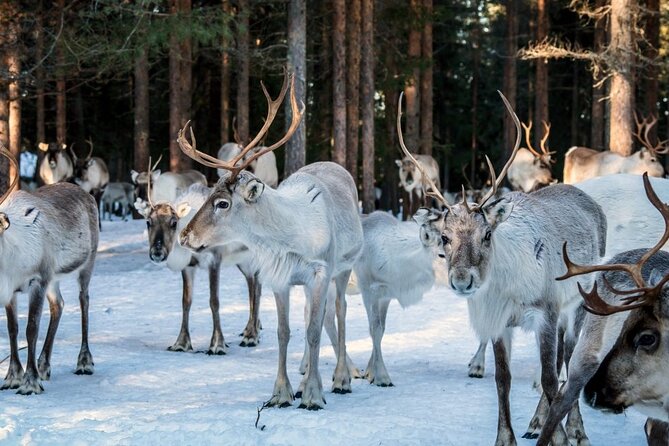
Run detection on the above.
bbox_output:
[218,142,279,188]
[537,173,669,446]
[100,182,135,221]
[139,178,262,352]
[564,114,667,184]
[507,120,555,192]
[131,156,207,216]
[70,139,110,230]
[396,153,440,220]
[0,146,98,395]
[38,142,73,185]
[408,91,607,446]
[177,72,363,410]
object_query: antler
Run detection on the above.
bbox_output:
[540,121,555,156]
[0,144,19,205]
[85,138,94,160]
[557,173,669,315]
[473,91,522,211]
[146,155,158,209]
[177,71,304,180]
[232,117,242,145]
[522,121,541,158]
[396,91,451,211]
[634,112,669,155]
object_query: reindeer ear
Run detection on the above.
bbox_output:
[60,143,67,150]
[484,197,514,227]
[0,213,9,231]
[395,160,402,168]
[648,268,664,287]
[38,142,49,152]
[130,170,139,183]
[151,170,161,181]
[87,159,96,167]
[176,202,191,218]
[240,178,265,203]
[134,198,150,218]
[413,207,442,225]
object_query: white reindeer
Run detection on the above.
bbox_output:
[563,114,667,184]
[0,146,98,395]
[139,181,263,351]
[70,139,110,194]
[177,72,363,410]
[536,173,669,446]
[396,153,440,219]
[100,182,134,221]
[38,142,73,185]
[218,142,279,188]
[407,91,607,446]
[507,120,555,192]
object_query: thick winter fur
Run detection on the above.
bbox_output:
[415,183,607,446]
[351,211,437,386]
[396,154,440,219]
[144,183,262,352]
[564,146,665,184]
[38,142,73,185]
[100,182,134,221]
[217,143,279,188]
[507,148,554,193]
[180,161,363,410]
[0,183,98,395]
[132,169,208,214]
[74,157,110,194]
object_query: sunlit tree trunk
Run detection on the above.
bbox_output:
[134,45,150,172]
[419,0,433,156]
[502,0,518,157]
[534,0,549,149]
[332,0,347,167]
[591,0,606,150]
[361,0,374,212]
[56,0,66,145]
[284,0,306,177]
[179,0,192,170]
[644,0,659,145]
[7,22,20,186]
[608,0,634,156]
[346,0,361,180]
[405,0,421,152]
[236,0,250,145]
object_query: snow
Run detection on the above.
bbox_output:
[0,219,648,445]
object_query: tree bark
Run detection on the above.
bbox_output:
[284,0,307,177]
[571,62,579,147]
[608,0,634,156]
[7,24,20,186]
[179,0,192,170]
[236,0,250,145]
[134,45,150,172]
[56,0,66,145]
[534,0,549,150]
[221,0,231,144]
[361,0,374,213]
[502,0,518,158]
[590,0,606,150]
[405,0,421,152]
[470,0,480,185]
[346,0,361,180]
[644,0,659,145]
[332,0,347,167]
[419,0,433,156]
[169,0,181,171]
[36,0,45,144]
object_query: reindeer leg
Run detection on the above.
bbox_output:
[75,267,95,375]
[364,291,392,387]
[332,272,353,394]
[297,271,329,410]
[323,284,361,380]
[239,266,261,347]
[493,330,516,446]
[468,340,487,378]
[168,268,194,352]
[17,281,46,395]
[38,282,64,380]
[645,418,669,446]
[267,288,294,408]
[207,255,227,355]
[564,309,590,446]
[1,296,23,390]
[299,293,311,376]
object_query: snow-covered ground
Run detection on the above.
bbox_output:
[0,219,647,445]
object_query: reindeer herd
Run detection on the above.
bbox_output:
[1,72,668,445]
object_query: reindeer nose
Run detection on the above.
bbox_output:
[450,271,475,295]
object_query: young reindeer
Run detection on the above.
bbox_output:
[0,146,99,395]
[38,142,73,185]
[409,91,607,446]
[507,120,555,193]
[177,72,363,410]
[537,173,669,446]
[564,113,667,184]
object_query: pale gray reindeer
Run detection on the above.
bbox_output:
[177,72,363,410]
[0,146,98,395]
[537,173,669,446]
[218,138,279,188]
[507,120,555,193]
[140,180,262,352]
[396,153,440,220]
[38,142,73,185]
[70,139,110,231]
[409,91,607,446]
[100,182,134,221]
[564,113,667,184]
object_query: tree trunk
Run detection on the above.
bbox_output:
[419,0,433,156]
[134,45,150,172]
[644,0,659,145]
[361,0,374,213]
[346,0,361,181]
[316,0,332,162]
[405,0,421,152]
[571,62,579,147]
[7,29,20,186]
[0,77,7,193]
[534,0,549,149]
[169,0,181,171]
[56,0,66,145]
[284,0,307,177]
[470,0,480,185]
[236,0,250,145]
[221,0,231,145]
[608,0,634,156]
[179,0,192,170]
[36,0,45,144]
[590,0,606,150]
[502,0,518,158]
[332,0,347,167]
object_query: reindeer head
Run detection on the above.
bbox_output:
[131,155,163,205]
[559,173,669,415]
[0,145,20,232]
[177,71,303,252]
[633,113,668,178]
[396,157,425,191]
[519,120,555,190]
[38,142,69,170]
[70,139,97,181]
[402,91,522,296]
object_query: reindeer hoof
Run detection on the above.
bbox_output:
[521,433,539,440]
[377,382,394,388]
[239,339,258,347]
[74,368,94,376]
[332,387,351,394]
[206,349,227,356]
[167,344,193,352]
[298,402,325,411]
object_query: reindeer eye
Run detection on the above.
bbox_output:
[484,230,492,242]
[170,218,177,229]
[441,234,450,245]
[214,199,230,210]
[634,330,658,350]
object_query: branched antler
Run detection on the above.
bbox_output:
[634,112,669,155]
[0,144,18,205]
